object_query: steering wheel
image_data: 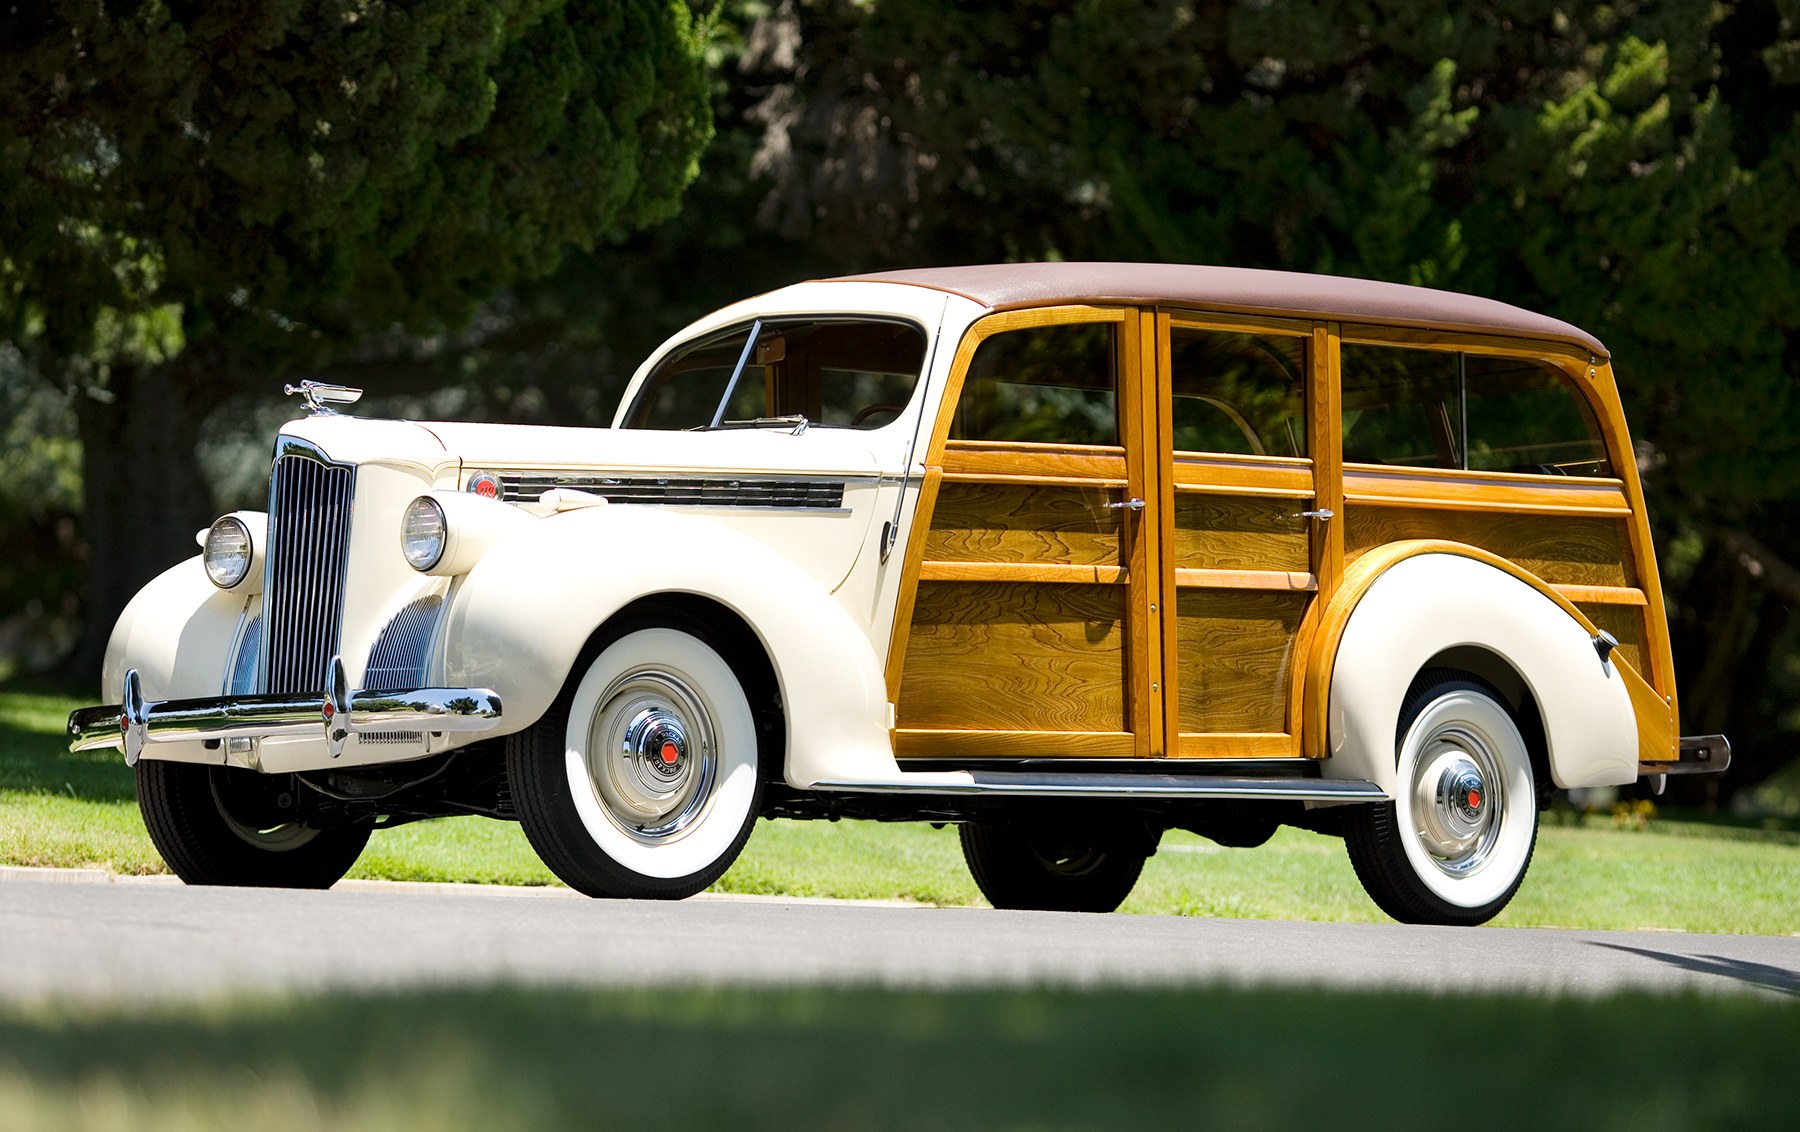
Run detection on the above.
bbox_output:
[851,402,906,427]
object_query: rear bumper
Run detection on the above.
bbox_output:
[1639,734,1731,780]
[67,657,502,766]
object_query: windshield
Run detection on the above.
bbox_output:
[623,317,928,431]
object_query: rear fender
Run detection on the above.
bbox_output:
[1315,549,1638,795]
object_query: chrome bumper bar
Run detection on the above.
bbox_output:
[67,656,503,765]
[1638,733,1731,784]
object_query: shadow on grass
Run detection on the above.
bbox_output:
[0,719,136,804]
[0,986,1796,1128]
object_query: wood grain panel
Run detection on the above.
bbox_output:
[1578,602,1646,675]
[940,443,1128,484]
[896,730,1136,759]
[1172,455,1314,497]
[1345,507,1634,588]
[1345,467,1631,516]
[920,562,1126,584]
[1173,494,1311,572]
[925,483,1122,566]
[898,582,1126,732]
[1174,590,1307,735]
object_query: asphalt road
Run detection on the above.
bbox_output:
[2,875,1796,1003]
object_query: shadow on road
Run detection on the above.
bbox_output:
[1587,941,1800,997]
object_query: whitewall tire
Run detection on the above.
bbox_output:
[1345,671,1539,926]
[508,624,765,898]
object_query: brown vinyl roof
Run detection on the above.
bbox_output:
[829,262,1607,358]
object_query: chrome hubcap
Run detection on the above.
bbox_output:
[587,668,717,844]
[1410,727,1504,876]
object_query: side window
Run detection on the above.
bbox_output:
[1340,344,1460,468]
[951,322,1118,446]
[1169,328,1307,457]
[1341,344,1611,476]
[1464,356,1611,475]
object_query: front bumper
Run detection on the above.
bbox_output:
[68,656,503,765]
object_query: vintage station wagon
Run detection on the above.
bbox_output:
[70,262,1729,925]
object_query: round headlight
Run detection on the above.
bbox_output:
[203,517,254,589]
[401,496,447,571]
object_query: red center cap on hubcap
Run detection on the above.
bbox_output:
[1467,789,1481,809]
[660,741,680,766]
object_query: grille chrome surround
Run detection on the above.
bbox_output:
[496,473,845,510]
[261,439,356,694]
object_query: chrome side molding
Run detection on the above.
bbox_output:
[67,657,503,763]
[812,771,1388,803]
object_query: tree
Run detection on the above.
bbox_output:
[0,0,713,679]
[686,0,1800,801]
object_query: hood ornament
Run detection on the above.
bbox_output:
[284,381,364,416]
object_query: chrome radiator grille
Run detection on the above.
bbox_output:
[262,447,355,694]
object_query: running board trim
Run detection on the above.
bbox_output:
[812,772,1388,802]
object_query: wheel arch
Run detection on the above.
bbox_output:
[438,504,896,790]
[1307,542,1639,797]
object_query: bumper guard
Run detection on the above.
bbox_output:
[67,656,503,765]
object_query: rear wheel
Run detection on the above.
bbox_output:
[1345,671,1539,926]
[136,761,370,888]
[960,821,1155,913]
[507,624,764,899]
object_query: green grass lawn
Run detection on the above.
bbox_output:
[0,985,1796,1130]
[8,688,1799,934]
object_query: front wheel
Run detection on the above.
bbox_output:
[1345,671,1539,926]
[960,821,1156,913]
[136,761,370,888]
[507,625,764,899]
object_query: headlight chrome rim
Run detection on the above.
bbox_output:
[401,496,448,571]
[203,517,254,589]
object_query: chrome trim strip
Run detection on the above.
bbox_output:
[810,772,1388,802]
[68,662,503,758]
[493,473,862,509]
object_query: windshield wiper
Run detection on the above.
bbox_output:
[707,318,763,430]
[710,415,810,435]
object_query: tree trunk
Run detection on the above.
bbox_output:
[56,360,218,691]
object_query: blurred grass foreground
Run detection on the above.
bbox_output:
[0,985,1796,1130]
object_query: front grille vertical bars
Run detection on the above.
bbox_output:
[260,440,356,695]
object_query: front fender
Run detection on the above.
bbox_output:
[1314,548,1638,795]
[103,557,249,703]
[439,505,895,789]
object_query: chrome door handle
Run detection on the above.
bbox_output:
[1107,498,1147,511]
[1294,508,1335,521]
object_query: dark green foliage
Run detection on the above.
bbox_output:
[0,0,712,360]
[0,0,713,673]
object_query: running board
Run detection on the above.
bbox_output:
[813,772,1388,802]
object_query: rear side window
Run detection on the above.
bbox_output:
[1341,344,1609,476]
[951,323,1118,446]
[1464,356,1610,475]
[1169,328,1307,457]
